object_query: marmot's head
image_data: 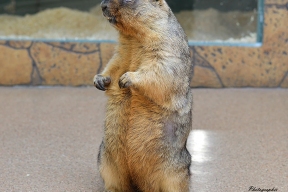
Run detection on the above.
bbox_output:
[100,0,172,36]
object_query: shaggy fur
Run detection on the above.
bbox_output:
[93,0,192,191]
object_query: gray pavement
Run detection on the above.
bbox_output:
[0,87,287,192]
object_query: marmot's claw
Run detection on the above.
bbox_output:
[93,75,111,91]
[119,73,132,89]
[118,81,127,89]
[95,80,105,91]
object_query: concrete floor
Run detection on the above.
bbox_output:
[0,87,287,192]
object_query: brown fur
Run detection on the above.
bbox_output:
[94,0,192,191]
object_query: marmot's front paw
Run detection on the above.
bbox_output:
[119,72,133,89]
[93,75,111,91]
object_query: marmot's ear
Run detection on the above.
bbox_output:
[154,0,164,5]
[151,0,165,7]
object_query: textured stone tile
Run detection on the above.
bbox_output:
[47,42,99,53]
[98,43,116,73]
[257,4,288,86]
[190,47,223,87]
[8,41,32,49]
[263,5,288,45]
[31,67,43,85]
[71,43,99,53]
[191,49,213,68]
[191,66,223,88]
[192,3,288,88]
[30,42,100,86]
[46,42,74,50]
[0,45,32,85]
[280,72,288,88]
[195,47,261,87]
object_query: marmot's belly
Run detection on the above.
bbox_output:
[106,92,189,146]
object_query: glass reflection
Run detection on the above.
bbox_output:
[188,130,212,163]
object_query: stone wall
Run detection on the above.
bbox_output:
[0,0,287,87]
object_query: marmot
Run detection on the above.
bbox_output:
[93,0,192,191]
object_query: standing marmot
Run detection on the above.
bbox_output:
[94,0,192,191]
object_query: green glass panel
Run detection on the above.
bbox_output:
[0,0,264,47]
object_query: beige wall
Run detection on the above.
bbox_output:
[0,0,287,87]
